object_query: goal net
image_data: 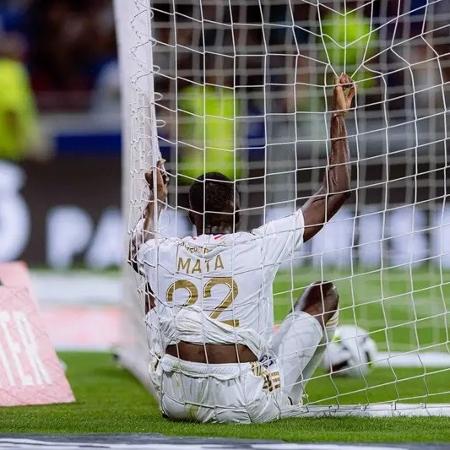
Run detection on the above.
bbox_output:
[115,0,450,416]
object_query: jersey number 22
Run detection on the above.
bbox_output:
[166,276,239,327]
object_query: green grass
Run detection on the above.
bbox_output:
[0,352,449,442]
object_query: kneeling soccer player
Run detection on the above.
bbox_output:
[130,74,356,423]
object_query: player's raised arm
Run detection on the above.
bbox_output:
[128,160,168,272]
[301,73,356,242]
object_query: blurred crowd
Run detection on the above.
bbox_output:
[0,0,117,111]
[0,0,448,268]
[0,0,118,160]
[0,0,448,163]
[1,0,442,109]
[150,0,449,186]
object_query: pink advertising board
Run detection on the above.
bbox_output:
[0,261,34,297]
[0,263,74,406]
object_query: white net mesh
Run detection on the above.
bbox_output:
[116,0,450,418]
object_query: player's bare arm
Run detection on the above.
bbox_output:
[141,160,169,240]
[301,73,356,242]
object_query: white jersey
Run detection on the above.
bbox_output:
[137,209,304,357]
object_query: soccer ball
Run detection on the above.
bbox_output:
[322,325,378,378]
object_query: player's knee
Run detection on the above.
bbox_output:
[309,278,336,293]
[318,281,339,313]
[301,280,339,315]
[316,280,339,309]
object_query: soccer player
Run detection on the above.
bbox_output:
[130,73,356,423]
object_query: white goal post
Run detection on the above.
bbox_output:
[115,0,450,416]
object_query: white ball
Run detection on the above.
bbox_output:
[322,325,378,377]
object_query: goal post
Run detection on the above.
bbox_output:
[114,0,159,392]
[115,0,450,416]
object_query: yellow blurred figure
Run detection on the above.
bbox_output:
[178,85,239,182]
[321,10,377,86]
[0,46,41,161]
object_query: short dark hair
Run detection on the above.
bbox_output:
[189,172,239,229]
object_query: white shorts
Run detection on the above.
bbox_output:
[150,311,330,423]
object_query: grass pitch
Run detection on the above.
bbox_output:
[0,352,449,442]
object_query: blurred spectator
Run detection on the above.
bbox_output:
[321,7,377,86]
[26,0,116,110]
[91,59,120,115]
[178,85,240,183]
[0,33,43,160]
[0,0,30,34]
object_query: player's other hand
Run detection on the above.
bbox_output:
[145,159,169,201]
[332,73,356,117]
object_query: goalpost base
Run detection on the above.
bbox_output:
[291,403,450,418]
[375,352,450,368]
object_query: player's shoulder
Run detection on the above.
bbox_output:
[144,231,260,253]
[139,235,179,253]
[184,232,251,244]
[182,232,259,249]
[252,209,304,236]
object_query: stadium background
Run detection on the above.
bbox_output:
[0,0,448,442]
[0,0,123,350]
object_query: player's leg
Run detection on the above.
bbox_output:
[273,281,339,405]
[294,281,339,328]
[297,281,339,384]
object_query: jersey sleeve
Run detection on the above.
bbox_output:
[251,209,304,265]
[128,218,158,275]
[136,239,157,274]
